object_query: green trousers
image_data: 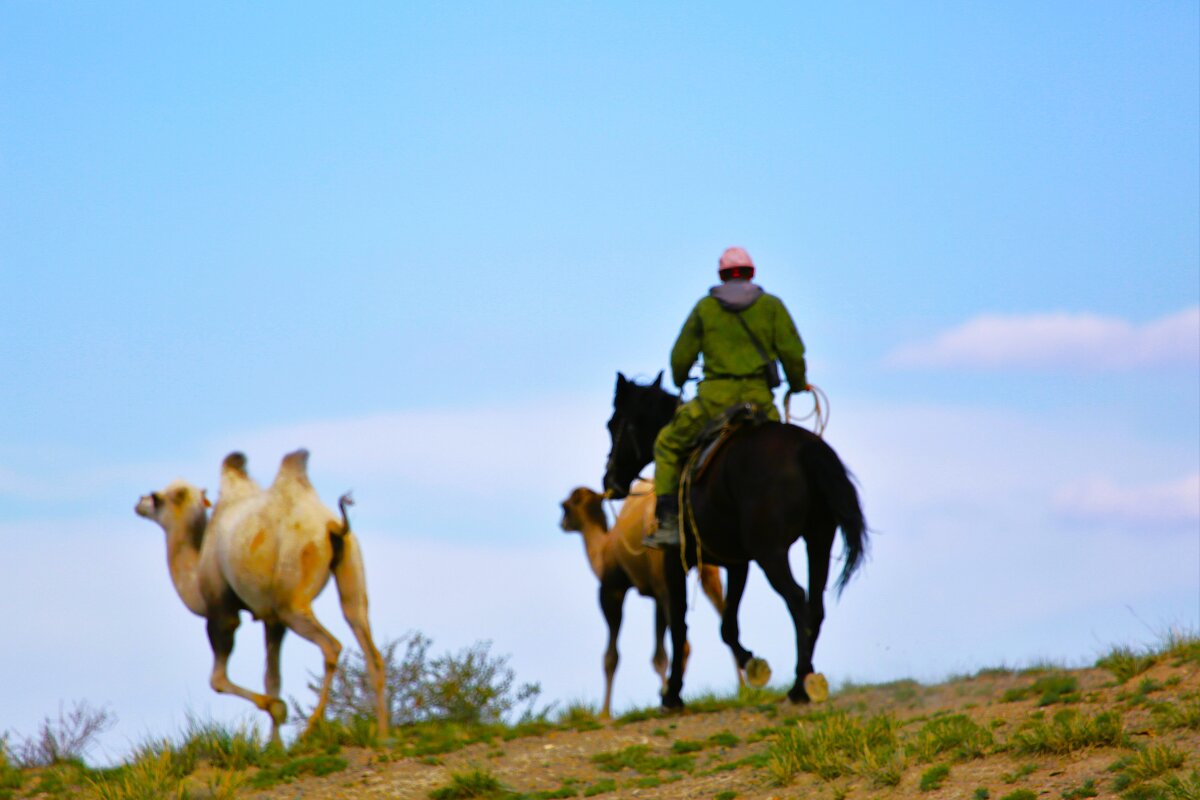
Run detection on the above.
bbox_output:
[653,378,780,496]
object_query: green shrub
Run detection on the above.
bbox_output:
[1061,778,1098,798]
[1152,695,1200,731]
[429,768,506,799]
[920,764,951,791]
[89,748,185,800]
[177,715,266,769]
[1008,710,1126,754]
[297,632,544,729]
[999,791,1037,800]
[1118,744,1185,785]
[908,714,994,762]
[767,712,900,785]
[1097,646,1157,684]
[591,744,693,775]
[582,777,617,796]
[249,754,348,789]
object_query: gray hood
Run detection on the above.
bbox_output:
[709,279,764,312]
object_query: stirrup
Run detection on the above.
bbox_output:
[643,518,680,549]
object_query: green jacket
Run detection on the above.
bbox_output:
[670,284,807,390]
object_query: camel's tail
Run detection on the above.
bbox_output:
[335,492,354,536]
[801,438,868,596]
[328,492,354,572]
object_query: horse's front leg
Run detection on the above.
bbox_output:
[661,545,689,710]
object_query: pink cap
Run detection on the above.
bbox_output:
[719,246,754,272]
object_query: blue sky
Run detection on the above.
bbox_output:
[1,2,1197,763]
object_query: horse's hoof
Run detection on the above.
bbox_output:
[661,694,686,713]
[804,672,830,704]
[745,657,772,688]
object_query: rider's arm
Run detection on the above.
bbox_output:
[772,298,808,390]
[669,303,704,389]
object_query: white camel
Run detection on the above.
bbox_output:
[136,449,388,742]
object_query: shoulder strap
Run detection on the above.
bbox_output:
[734,310,772,365]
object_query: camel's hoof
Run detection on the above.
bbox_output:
[804,672,829,704]
[745,657,772,688]
[267,698,288,726]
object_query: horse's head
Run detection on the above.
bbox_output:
[602,371,678,499]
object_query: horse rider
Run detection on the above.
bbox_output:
[645,246,810,548]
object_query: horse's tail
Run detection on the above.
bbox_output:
[801,438,868,596]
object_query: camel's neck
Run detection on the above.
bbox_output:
[165,517,208,616]
[577,521,613,580]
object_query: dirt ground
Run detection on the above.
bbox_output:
[241,656,1200,800]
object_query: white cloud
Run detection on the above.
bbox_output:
[887,307,1199,370]
[1053,473,1200,528]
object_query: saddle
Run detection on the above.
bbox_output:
[681,402,772,485]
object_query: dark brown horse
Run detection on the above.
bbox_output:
[602,372,868,708]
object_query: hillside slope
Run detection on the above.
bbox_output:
[244,649,1199,800]
[5,643,1197,799]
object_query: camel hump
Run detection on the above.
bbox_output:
[218,451,260,502]
[222,451,249,477]
[274,449,313,489]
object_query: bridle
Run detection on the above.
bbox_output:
[605,412,648,498]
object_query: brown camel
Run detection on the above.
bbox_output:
[136,449,388,742]
[559,481,740,717]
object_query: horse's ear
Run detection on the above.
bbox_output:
[615,372,628,400]
[653,370,664,388]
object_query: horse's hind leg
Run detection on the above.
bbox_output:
[804,523,835,665]
[718,563,755,681]
[757,554,813,703]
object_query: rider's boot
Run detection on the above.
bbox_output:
[643,494,681,549]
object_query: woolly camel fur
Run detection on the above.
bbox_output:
[559,481,739,718]
[136,449,388,742]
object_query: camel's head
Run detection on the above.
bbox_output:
[136,480,210,533]
[559,487,607,534]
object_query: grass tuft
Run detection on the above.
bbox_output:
[766,711,901,785]
[1097,646,1158,684]
[920,763,951,791]
[1008,709,1126,755]
[908,714,994,762]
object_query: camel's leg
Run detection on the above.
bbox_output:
[264,622,286,700]
[652,603,669,692]
[598,582,626,719]
[206,612,287,744]
[278,607,343,732]
[698,565,742,687]
[331,533,389,737]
